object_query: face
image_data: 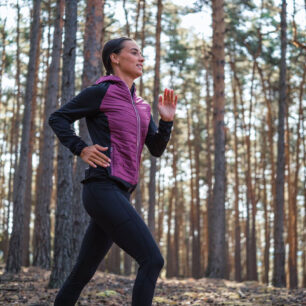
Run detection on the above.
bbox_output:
[110,40,144,79]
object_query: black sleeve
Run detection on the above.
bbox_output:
[145,115,173,157]
[48,82,108,156]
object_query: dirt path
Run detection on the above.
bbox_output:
[0,266,305,305]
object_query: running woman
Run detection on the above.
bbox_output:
[49,37,177,306]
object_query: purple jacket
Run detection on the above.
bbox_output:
[48,75,173,191]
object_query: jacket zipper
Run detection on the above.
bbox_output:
[129,89,140,180]
[110,146,113,174]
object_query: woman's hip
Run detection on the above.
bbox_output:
[82,179,134,233]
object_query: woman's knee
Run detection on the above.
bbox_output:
[150,251,164,271]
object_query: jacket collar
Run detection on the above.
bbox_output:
[95,75,136,98]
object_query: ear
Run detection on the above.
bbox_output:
[110,53,119,64]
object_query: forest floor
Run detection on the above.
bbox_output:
[0,265,305,305]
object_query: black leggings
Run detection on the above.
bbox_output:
[54,178,164,306]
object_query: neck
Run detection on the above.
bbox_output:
[113,72,134,90]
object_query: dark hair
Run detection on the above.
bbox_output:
[102,37,133,75]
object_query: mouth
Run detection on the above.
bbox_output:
[136,64,143,69]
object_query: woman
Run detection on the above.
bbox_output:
[49,37,177,306]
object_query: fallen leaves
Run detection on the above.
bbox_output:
[0,264,305,305]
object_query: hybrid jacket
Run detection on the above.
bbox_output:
[48,75,173,192]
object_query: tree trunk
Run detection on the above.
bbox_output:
[0,18,6,108]
[48,0,78,288]
[204,66,213,276]
[0,17,8,261]
[134,0,141,40]
[172,131,180,276]
[206,0,226,278]
[303,116,306,288]
[123,0,130,37]
[72,0,104,265]
[4,0,22,264]
[261,123,271,284]
[229,59,242,282]
[297,65,305,289]
[33,0,64,269]
[272,0,287,288]
[5,0,41,273]
[139,0,146,96]
[148,0,162,238]
[23,22,41,266]
[192,105,202,278]
[185,103,195,278]
[246,62,258,281]
[166,166,175,277]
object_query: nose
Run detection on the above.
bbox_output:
[139,55,144,62]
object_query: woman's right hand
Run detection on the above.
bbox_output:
[80,144,111,168]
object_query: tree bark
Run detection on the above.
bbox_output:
[33,0,64,269]
[204,64,213,276]
[192,105,202,278]
[5,0,41,273]
[206,0,226,278]
[0,18,6,108]
[48,0,78,288]
[72,0,104,265]
[148,0,162,239]
[23,22,41,266]
[272,0,287,288]
[185,101,195,278]
[261,123,271,284]
[123,0,130,37]
[229,59,242,282]
[172,131,180,276]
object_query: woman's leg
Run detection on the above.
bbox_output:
[83,180,164,306]
[54,202,114,304]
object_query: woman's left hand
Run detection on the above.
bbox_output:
[158,88,178,122]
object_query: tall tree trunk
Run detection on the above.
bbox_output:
[0,18,6,107]
[166,157,175,277]
[272,0,287,288]
[303,112,306,288]
[245,62,258,281]
[261,123,271,284]
[172,131,179,276]
[286,65,304,289]
[285,103,297,289]
[72,0,104,265]
[185,102,195,278]
[0,18,8,261]
[230,59,242,282]
[5,0,41,273]
[148,0,162,238]
[139,0,146,96]
[192,105,202,278]
[5,0,22,263]
[33,0,64,269]
[204,66,213,275]
[23,22,42,266]
[206,0,226,278]
[49,0,78,288]
[297,65,305,288]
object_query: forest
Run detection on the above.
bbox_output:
[0,0,305,305]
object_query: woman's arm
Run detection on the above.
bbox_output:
[145,115,173,157]
[145,88,177,157]
[48,82,109,155]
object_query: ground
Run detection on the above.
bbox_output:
[0,266,305,305]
